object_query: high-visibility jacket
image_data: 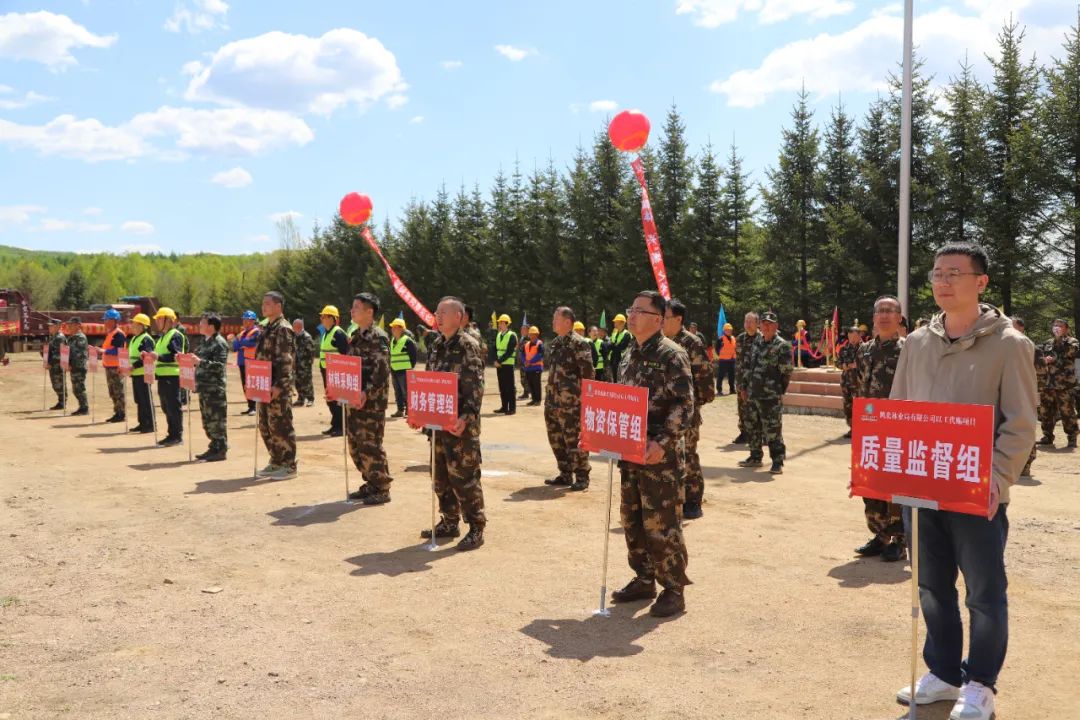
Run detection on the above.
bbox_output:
[593,338,605,369]
[717,334,737,361]
[154,328,184,377]
[129,332,152,377]
[102,328,125,368]
[495,331,517,366]
[320,325,348,369]
[390,335,415,371]
[523,339,543,371]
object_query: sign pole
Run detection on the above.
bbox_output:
[42,361,46,410]
[342,401,351,501]
[908,506,920,720]
[148,381,158,444]
[253,401,259,478]
[427,427,439,551]
[595,453,619,617]
[91,366,96,423]
[62,369,67,416]
[187,394,193,462]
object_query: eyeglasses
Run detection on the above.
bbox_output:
[625,307,660,317]
[928,270,982,285]
[873,309,900,315]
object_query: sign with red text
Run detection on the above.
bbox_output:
[325,354,362,405]
[851,398,994,516]
[60,344,70,371]
[178,353,197,391]
[406,370,458,430]
[141,352,156,384]
[118,351,131,376]
[243,346,256,361]
[88,346,99,373]
[244,359,272,403]
[579,380,649,464]
[42,346,49,369]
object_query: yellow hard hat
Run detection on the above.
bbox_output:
[529,326,540,335]
[497,314,511,324]
[320,305,340,319]
[723,323,733,330]
[132,313,151,327]
[573,321,585,331]
[613,313,627,324]
[389,318,406,329]
[153,307,177,321]
[796,319,806,328]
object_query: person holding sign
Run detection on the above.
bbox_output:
[66,317,90,416]
[891,243,1037,720]
[411,296,487,551]
[126,314,156,433]
[254,291,297,480]
[663,299,715,520]
[344,293,395,505]
[738,311,792,475]
[231,310,262,416]
[191,313,230,462]
[543,306,594,491]
[318,305,350,437]
[99,309,127,423]
[149,307,187,447]
[46,318,67,410]
[611,291,694,618]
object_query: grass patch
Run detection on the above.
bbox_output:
[0,596,18,608]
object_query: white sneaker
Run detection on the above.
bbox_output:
[950,682,996,720]
[897,672,962,705]
[257,464,280,476]
[264,466,297,480]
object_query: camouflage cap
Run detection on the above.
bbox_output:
[69,316,82,324]
[48,317,62,326]
[761,311,779,323]
[1052,318,1069,327]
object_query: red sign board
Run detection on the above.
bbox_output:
[118,351,131,376]
[141,352,156,384]
[851,398,995,516]
[406,370,458,430]
[60,344,70,371]
[42,346,49,369]
[88,346,99,373]
[325,353,362,405]
[178,353,196,391]
[244,358,272,403]
[579,380,649,464]
[243,346,256,360]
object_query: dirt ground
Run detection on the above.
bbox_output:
[1,352,1077,720]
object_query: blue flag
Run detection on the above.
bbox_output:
[522,312,528,328]
[716,305,727,337]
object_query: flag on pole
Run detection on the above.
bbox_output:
[490,311,497,329]
[377,314,385,330]
[398,310,404,320]
[599,310,607,330]
[716,304,727,337]
[522,312,528,327]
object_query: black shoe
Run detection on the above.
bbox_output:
[195,448,211,460]
[321,427,336,435]
[518,393,530,400]
[129,425,147,433]
[544,475,572,486]
[527,400,541,406]
[569,478,589,492]
[202,450,227,462]
[842,430,852,439]
[732,433,746,444]
[505,410,516,416]
[420,520,460,539]
[456,526,485,551]
[49,402,65,410]
[292,400,305,407]
[611,577,657,603]
[649,588,686,617]
[158,436,182,447]
[738,456,763,468]
[1036,436,1054,446]
[71,407,89,416]
[327,429,343,438]
[855,537,885,557]
[493,408,507,415]
[683,501,703,519]
[1068,437,1077,449]
[882,541,905,562]
[391,409,404,418]
[347,484,374,501]
[361,490,391,506]
[140,428,155,434]
[769,460,784,475]
[104,414,121,423]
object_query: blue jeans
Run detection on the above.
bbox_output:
[916,505,1009,690]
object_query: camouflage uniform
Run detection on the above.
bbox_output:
[856,335,906,543]
[67,331,89,410]
[733,331,759,438]
[428,329,486,530]
[837,342,860,426]
[744,334,793,462]
[1038,334,1079,442]
[543,332,595,485]
[346,325,394,495]
[48,331,67,405]
[255,315,297,471]
[1023,344,1043,475]
[465,325,487,361]
[618,330,694,591]
[194,332,229,450]
[294,330,316,404]
[673,327,715,506]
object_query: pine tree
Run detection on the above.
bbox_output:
[720,142,754,310]
[654,103,694,300]
[936,57,989,246]
[688,142,723,328]
[56,266,89,310]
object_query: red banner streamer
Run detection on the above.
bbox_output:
[361,226,437,328]
[630,158,671,300]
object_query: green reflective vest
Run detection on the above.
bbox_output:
[611,329,630,347]
[129,332,151,377]
[495,331,517,366]
[593,338,605,370]
[153,328,183,377]
[390,335,414,371]
[320,325,347,369]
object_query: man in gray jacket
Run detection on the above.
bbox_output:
[891,243,1037,720]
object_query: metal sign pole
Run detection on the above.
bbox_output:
[148,379,158,444]
[62,368,67,416]
[342,400,351,501]
[893,494,934,720]
[426,426,440,551]
[42,361,46,410]
[91,367,96,423]
[187,393,193,461]
[595,451,621,617]
[252,400,259,478]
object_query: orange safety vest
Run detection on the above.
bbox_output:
[102,328,122,367]
[524,340,543,371]
[717,334,737,361]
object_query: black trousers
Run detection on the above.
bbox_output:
[321,367,343,430]
[132,375,154,430]
[392,370,408,412]
[716,359,736,394]
[238,365,255,411]
[525,370,542,403]
[497,365,517,412]
[157,375,183,439]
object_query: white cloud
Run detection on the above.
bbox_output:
[441,60,463,70]
[82,206,103,216]
[0,86,52,110]
[210,166,253,188]
[588,99,618,112]
[409,115,424,124]
[676,0,855,27]
[247,234,271,243]
[0,11,116,69]
[0,114,149,161]
[268,211,301,223]
[0,204,46,227]
[34,218,112,232]
[386,94,408,110]
[119,243,163,254]
[164,0,228,34]
[709,1,1071,107]
[121,221,155,235]
[184,29,407,115]
[494,44,535,61]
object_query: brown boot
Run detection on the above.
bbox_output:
[649,588,686,617]
[420,519,460,539]
[611,577,657,603]
[456,525,484,551]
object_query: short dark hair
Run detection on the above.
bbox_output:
[935,242,989,275]
[464,304,474,322]
[353,292,380,314]
[437,296,465,315]
[667,298,687,320]
[635,290,666,317]
[1012,316,1025,328]
[264,290,285,308]
[874,295,902,313]
[555,306,575,322]
[202,313,222,331]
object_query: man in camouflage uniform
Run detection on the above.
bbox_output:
[255,291,298,480]
[67,317,90,416]
[738,311,792,474]
[1013,317,1039,476]
[292,318,316,407]
[1036,318,1078,449]
[410,297,487,551]
[732,312,760,444]
[463,305,487,359]
[838,325,863,439]
[663,298,714,520]
[543,306,595,491]
[191,313,229,461]
[610,291,694,618]
[46,319,67,410]
[854,296,906,562]
[344,292,395,506]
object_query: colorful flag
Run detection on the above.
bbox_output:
[599,310,607,330]
[377,314,385,330]
[716,304,727,337]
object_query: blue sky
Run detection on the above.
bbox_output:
[0,0,1075,254]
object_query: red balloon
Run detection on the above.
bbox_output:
[339,192,373,225]
[608,110,651,153]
